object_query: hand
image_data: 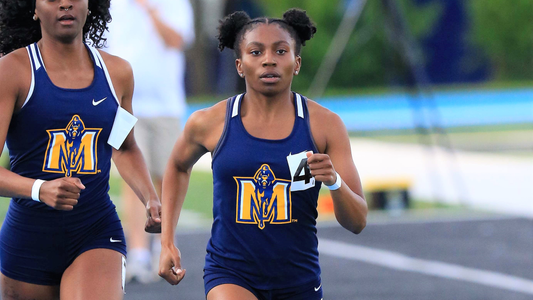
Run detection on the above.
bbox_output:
[306,152,337,186]
[144,198,162,233]
[39,177,85,210]
[135,0,156,14]
[159,244,186,285]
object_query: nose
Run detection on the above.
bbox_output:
[262,50,276,67]
[59,0,73,11]
[60,4,73,11]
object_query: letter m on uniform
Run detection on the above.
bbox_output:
[234,164,292,230]
[42,115,101,176]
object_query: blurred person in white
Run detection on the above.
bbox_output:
[105,0,195,284]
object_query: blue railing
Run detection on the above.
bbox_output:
[186,88,533,131]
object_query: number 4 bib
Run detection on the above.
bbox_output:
[286,150,315,192]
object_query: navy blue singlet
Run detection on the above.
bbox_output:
[6,43,119,211]
[0,43,126,285]
[206,93,322,290]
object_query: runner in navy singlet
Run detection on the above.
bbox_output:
[0,1,161,299]
[159,8,368,300]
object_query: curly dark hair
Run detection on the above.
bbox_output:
[0,0,111,55]
[217,8,317,58]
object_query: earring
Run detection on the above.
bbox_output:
[33,14,38,21]
[88,10,91,16]
[295,71,299,75]
[240,73,244,77]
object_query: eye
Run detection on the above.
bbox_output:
[276,49,287,55]
[250,50,261,56]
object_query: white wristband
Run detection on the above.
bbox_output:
[31,179,45,202]
[325,172,342,191]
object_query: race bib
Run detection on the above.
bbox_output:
[286,150,315,192]
[108,107,138,150]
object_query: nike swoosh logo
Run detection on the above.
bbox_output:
[314,284,322,292]
[110,237,122,243]
[92,97,107,106]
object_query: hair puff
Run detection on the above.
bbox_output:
[217,11,251,51]
[282,8,316,46]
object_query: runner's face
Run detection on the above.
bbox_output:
[237,23,301,97]
[34,0,89,43]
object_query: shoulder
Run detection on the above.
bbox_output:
[306,98,344,127]
[0,48,31,77]
[187,100,227,134]
[96,50,133,100]
[184,99,228,150]
[97,49,133,84]
[0,48,32,100]
[306,98,347,153]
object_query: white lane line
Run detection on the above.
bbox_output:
[319,239,533,295]
[317,214,521,229]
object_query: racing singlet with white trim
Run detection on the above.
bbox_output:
[206,92,322,289]
[5,43,119,214]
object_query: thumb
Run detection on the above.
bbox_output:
[149,206,161,223]
[172,266,185,275]
[306,151,313,159]
[69,177,86,190]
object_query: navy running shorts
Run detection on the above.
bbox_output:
[204,265,323,300]
[0,199,127,285]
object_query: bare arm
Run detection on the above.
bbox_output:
[0,50,84,210]
[308,102,368,234]
[102,51,161,232]
[0,51,34,199]
[159,101,226,285]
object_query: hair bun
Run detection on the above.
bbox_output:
[217,11,251,51]
[282,8,316,46]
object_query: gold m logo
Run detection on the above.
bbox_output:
[234,164,292,229]
[42,115,101,177]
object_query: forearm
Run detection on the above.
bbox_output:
[113,146,157,206]
[0,167,35,199]
[161,165,190,247]
[331,181,368,234]
[147,9,183,49]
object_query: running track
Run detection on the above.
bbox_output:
[124,212,533,300]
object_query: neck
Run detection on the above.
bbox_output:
[37,35,88,69]
[245,85,293,109]
[241,88,294,121]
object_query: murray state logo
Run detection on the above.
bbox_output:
[234,164,292,230]
[43,115,102,177]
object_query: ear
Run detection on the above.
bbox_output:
[294,55,302,75]
[235,58,244,78]
[33,7,39,21]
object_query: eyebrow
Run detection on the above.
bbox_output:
[246,40,291,48]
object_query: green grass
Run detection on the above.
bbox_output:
[0,196,9,221]
[186,80,533,103]
[0,150,10,220]
[0,170,477,229]
[110,170,214,220]
[182,171,213,218]
[0,170,215,226]
[352,122,532,137]
[409,198,459,210]
[350,123,533,158]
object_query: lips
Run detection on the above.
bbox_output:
[259,72,282,84]
[58,14,75,25]
[259,72,281,79]
[58,14,75,21]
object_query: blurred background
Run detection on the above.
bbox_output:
[180,0,532,215]
[1,0,532,299]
